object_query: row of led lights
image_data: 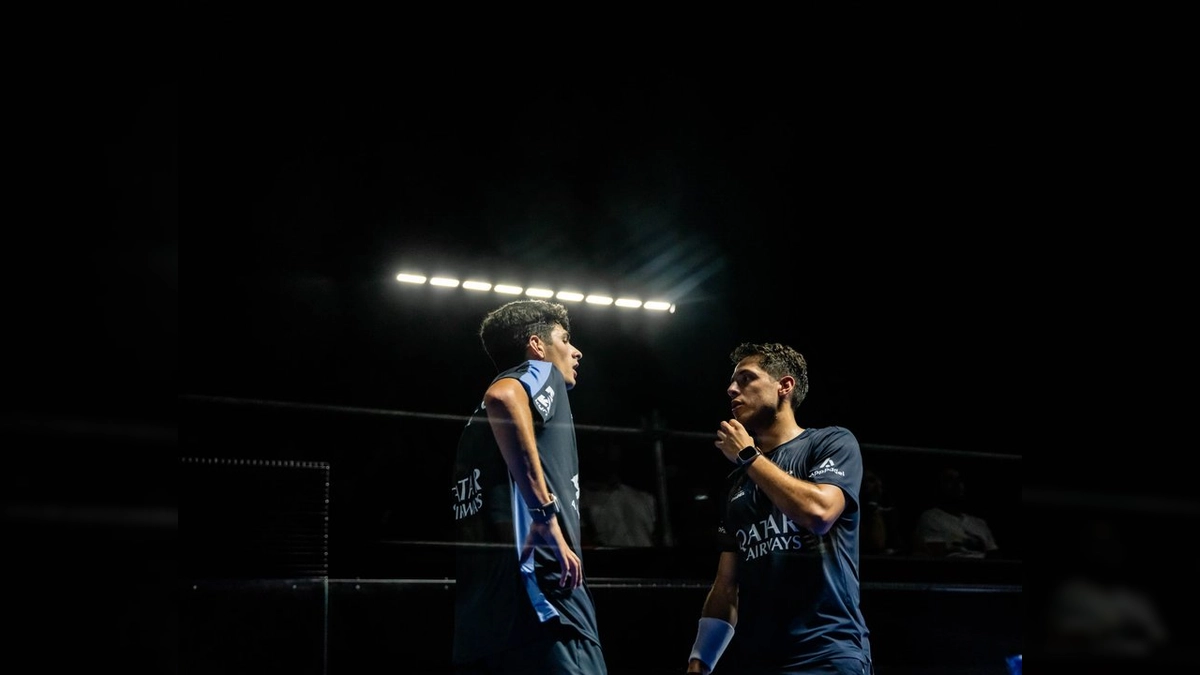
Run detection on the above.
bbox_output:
[396,273,676,312]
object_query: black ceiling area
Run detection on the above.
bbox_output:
[182,36,1026,458]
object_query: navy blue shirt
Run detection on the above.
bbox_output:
[716,426,873,672]
[450,360,601,664]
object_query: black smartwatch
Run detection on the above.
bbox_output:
[736,445,762,467]
[529,494,561,524]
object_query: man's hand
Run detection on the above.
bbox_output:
[520,519,583,589]
[715,418,755,464]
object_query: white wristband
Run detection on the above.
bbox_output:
[689,617,735,670]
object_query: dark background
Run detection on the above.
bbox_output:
[183,27,1026,457]
[7,7,1198,673]
[4,9,1100,673]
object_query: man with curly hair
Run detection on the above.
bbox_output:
[450,299,607,674]
[686,342,873,674]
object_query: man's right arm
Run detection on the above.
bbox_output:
[688,551,739,674]
[484,377,583,587]
[485,378,552,509]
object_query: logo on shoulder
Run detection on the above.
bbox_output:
[808,457,845,479]
[534,385,555,416]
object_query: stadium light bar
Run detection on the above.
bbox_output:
[395,270,675,313]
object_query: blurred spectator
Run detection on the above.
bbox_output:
[860,468,906,556]
[1045,517,1168,659]
[911,466,1000,559]
[580,443,659,547]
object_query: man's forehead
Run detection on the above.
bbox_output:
[732,356,766,376]
[736,355,764,368]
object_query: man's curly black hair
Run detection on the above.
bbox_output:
[730,342,809,412]
[479,299,572,371]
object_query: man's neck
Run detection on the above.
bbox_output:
[754,416,805,453]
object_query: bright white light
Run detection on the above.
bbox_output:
[394,268,675,314]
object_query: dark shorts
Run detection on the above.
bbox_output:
[455,623,607,675]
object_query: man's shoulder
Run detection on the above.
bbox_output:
[493,361,533,381]
[805,425,861,448]
[488,361,559,394]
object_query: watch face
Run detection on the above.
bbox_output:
[738,446,758,462]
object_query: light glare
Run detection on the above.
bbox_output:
[393,269,674,314]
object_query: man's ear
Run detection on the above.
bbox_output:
[778,375,795,398]
[528,334,546,360]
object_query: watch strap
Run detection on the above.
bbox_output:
[737,445,762,467]
[529,494,560,523]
